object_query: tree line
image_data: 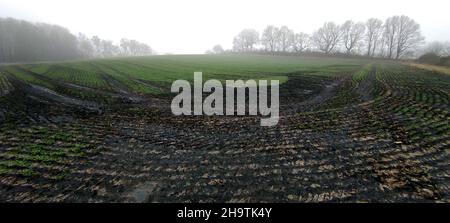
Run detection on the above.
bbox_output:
[229,15,426,59]
[0,17,153,63]
[417,41,450,66]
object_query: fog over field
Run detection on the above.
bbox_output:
[1,0,450,206]
[1,0,449,54]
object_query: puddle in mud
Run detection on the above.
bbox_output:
[126,181,160,203]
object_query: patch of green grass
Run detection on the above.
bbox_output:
[1,54,372,104]
[0,166,9,175]
[0,72,13,91]
[17,168,37,177]
[51,170,70,180]
[0,160,31,168]
[353,64,372,83]
[24,64,51,74]
[51,132,72,141]
[0,125,95,179]
[46,65,109,90]
[3,55,368,96]
[4,66,54,89]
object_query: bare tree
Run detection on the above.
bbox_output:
[421,41,445,56]
[382,15,424,59]
[77,33,94,58]
[90,36,103,57]
[0,17,81,62]
[233,29,259,52]
[292,32,310,53]
[212,44,224,54]
[311,22,341,54]
[120,38,131,56]
[418,41,450,59]
[383,16,399,59]
[394,15,424,59]
[277,26,295,52]
[341,20,366,54]
[365,18,383,56]
[261,25,279,54]
[101,40,115,57]
[119,38,153,56]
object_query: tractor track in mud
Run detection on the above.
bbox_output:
[0,64,449,202]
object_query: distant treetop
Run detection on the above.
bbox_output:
[0,17,153,63]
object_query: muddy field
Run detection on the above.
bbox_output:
[0,57,449,202]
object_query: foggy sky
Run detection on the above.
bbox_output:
[1,0,449,54]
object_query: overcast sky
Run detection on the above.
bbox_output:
[0,0,449,54]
